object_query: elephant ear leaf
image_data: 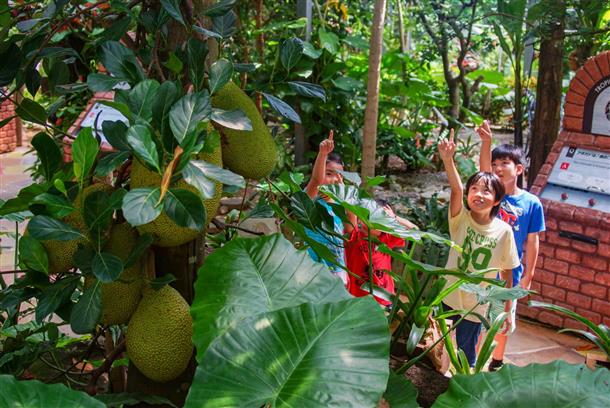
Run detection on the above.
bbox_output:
[0,375,105,407]
[432,361,610,408]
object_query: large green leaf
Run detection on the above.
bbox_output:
[288,81,326,101]
[70,282,102,334]
[210,108,252,130]
[280,37,304,71]
[202,0,237,17]
[160,0,185,25]
[0,43,23,86]
[182,160,244,199]
[262,93,301,123]
[128,79,160,121]
[92,252,123,283]
[151,81,180,151]
[383,372,420,408]
[27,215,85,241]
[186,297,389,408]
[16,98,47,125]
[122,188,162,227]
[187,38,208,92]
[100,41,145,84]
[0,375,104,407]
[208,59,233,95]
[169,92,211,145]
[30,132,62,181]
[72,128,100,186]
[433,361,610,407]
[101,120,130,151]
[126,124,160,173]
[18,235,49,274]
[32,193,74,218]
[36,276,79,323]
[163,188,206,230]
[191,234,351,358]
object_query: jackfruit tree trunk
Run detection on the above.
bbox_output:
[124,1,214,404]
[361,0,387,179]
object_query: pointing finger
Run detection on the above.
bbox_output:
[329,130,334,141]
[449,128,454,143]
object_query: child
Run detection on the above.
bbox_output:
[439,129,520,368]
[304,131,349,285]
[345,199,417,307]
[477,120,546,371]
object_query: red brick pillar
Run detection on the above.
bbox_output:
[0,98,18,154]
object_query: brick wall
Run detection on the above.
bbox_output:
[0,97,18,154]
[520,51,610,330]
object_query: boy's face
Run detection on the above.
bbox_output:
[466,179,500,217]
[324,161,344,185]
[491,157,523,187]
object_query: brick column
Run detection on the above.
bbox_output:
[0,98,18,154]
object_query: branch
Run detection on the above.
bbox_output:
[211,218,265,236]
[86,339,126,395]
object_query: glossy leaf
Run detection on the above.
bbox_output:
[70,282,102,334]
[0,43,22,86]
[187,39,208,92]
[186,297,389,408]
[383,372,420,408]
[100,41,145,84]
[160,0,185,25]
[190,234,351,357]
[208,59,233,95]
[95,151,130,176]
[152,81,180,152]
[202,0,237,16]
[170,92,211,145]
[163,188,206,230]
[183,160,245,199]
[128,79,160,121]
[36,276,79,323]
[15,98,47,125]
[72,128,99,186]
[192,25,223,40]
[0,375,104,407]
[91,252,124,283]
[83,190,115,240]
[101,120,130,151]
[31,132,62,181]
[288,81,326,101]
[262,93,301,123]
[27,215,85,241]
[126,124,160,173]
[433,361,610,407]
[122,188,162,227]
[31,193,74,218]
[280,38,304,71]
[212,10,237,38]
[211,108,252,130]
[18,235,49,274]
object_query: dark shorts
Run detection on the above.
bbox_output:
[442,303,482,367]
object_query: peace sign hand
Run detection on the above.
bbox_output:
[438,129,456,161]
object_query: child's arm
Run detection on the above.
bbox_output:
[306,130,334,199]
[520,232,540,290]
[476,120,493,172]
[383,204,418,230]
[499,268,513,334]
[438,129,463,218]
[345,210,357,234]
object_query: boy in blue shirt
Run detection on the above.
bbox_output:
[477,120,546,371]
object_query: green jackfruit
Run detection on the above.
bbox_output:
[126,285,193,383]
[85,223,144,325]
[211,82,277,179]
[38,183,113,274]
[130,147,222,247]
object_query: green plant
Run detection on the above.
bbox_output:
[530,300,610,361]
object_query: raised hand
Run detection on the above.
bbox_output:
[438,128,456,161]
[475,120,492,143]
[319,130,334,156]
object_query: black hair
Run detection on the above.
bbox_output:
[492,144,524,166]
[464,171,505,218]
[375,198,390,207]
[326,152,344,166]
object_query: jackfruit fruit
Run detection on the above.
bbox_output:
[85,223,144,325]
[38,183,114,274]
[130,147,222,247]
[211,82,277,179]
[126,285,193,382]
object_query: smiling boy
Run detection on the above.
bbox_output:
[477,120,546,371]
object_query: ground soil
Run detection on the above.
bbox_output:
[404,364,450,408]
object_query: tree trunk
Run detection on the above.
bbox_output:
[294,0,312,166]
[255,0,264,113]
[361,0,388,179]
[528,9,565,187]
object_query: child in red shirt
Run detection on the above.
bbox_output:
[345,200,417,307]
